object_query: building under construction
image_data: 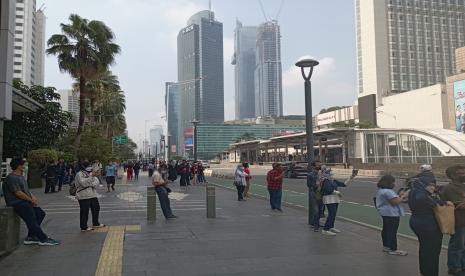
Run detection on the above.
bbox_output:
[254,20,283,118]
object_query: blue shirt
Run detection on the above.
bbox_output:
[375,189,405,217]
[105,165,117,177]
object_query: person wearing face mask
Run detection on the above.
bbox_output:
[319,168,354,236]
[442,165,465,276]
[234,164,248,201]
[75,162,105,232]
[408,175,452,276]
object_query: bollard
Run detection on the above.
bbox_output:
[147,186,156,221]
[206,184,216,218]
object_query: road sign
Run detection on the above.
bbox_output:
[113,135,128,145]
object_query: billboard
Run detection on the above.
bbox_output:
[454,80,465,132]
[184,128,193,147]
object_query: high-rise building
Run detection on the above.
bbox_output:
[149,126,163,158]
[177,10,224,155]
[13,0,46,86]
[58,89,79,128]
[232,20,257,120]
[356,0,465,104]
[254,21,283,118]
[165,82,180,156]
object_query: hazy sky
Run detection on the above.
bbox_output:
[41,0,356,146]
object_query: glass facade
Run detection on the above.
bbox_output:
[363,132,443,164]
[196,124,305,160]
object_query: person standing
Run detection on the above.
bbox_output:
[168,161,177,182]
[408,176,449,276]
[374,175,408,256]
[105,161,118,192]
[75,162,105,232]
[152,166,177,219]
[319,169,353,236]
[133,162,141,181]
[148,162,155,178]
[191,163,199,185]
[442,165,465,275]
[2,159,60,246]
[178,161,189,187]
[266,163,284,211]
[243,163,252,198]
[44,160,57,193]
[55,159,66,191]
[308,161,323,231]
[234,164,248,201]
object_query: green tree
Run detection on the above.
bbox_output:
[46,14,121,147]
[319,106,349,114]
[3,81,72,158]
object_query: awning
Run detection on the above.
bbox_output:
[12,88,43,113]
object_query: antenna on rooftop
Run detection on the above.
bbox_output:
[258,0,269,22]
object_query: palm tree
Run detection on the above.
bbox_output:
[46,14,121,147]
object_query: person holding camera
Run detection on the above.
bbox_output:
[75,162,105,232]
[374,175,408,256]
[152,166,177,219]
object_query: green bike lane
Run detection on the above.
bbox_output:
[208,177,450,247]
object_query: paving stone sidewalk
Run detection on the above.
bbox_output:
[0,174,448,276]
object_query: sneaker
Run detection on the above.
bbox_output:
[81,228,94,232]
[38,238,61,246]
[448,268,462,275]
[276,208,283,212]
[313,227,320,232]
[23,237,40,245]
[382,247,391,252]
[388,250,408,256]
[322,230,337,236]
[329,228,341,233]
[166,215,178,220]
[93,224,106,228]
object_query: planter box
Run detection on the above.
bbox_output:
[0,207,20,257]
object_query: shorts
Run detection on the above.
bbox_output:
[106,176,116,185]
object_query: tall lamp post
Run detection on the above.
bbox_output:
[191,120,200,162]
[295,57,319,225]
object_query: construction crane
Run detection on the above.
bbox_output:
[258,0,285,22]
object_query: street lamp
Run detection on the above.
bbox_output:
[295,57,319,225]
[191,120,200,162]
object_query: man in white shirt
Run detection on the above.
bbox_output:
[152,167,177,219]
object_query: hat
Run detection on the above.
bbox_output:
[420,164,432,172]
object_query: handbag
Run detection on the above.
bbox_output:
[322,193,341,204]
[433,204,455,235]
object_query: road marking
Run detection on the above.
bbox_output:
[95,225,141,276]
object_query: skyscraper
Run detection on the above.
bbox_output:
[149,126,163,158]
[356,0,465,104]
[177,10,224,155]
[232,20,257,120]
[13,0,46,86]
[255,21,283,118]
[58,89,79,128]
[165,82,180,156]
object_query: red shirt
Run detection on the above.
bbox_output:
[267,169,283,190]
[244,168,251,181]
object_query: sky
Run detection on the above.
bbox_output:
[41,0,357,147]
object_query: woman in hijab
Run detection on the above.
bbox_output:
[408,176,452,276]
[234,164,248,201]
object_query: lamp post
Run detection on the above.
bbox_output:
[295,57,319,225]
[191,120,200,162]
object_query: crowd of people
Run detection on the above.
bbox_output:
[1,157,464,276]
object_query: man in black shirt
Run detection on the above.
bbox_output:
[2,158,60,246]
[44,160,57,193]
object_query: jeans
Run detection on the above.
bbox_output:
[410,217,443,276]
[45,177,56,193]
[155,186,174,218]
[381,216,400,251]
[13,201,48,242]
[311,196,325,228]
[236,185,245,200]
[323,203,339,231]
[55,175,64,190]
[78,198,101,230]
[268,189,282,210]
[448,226,465,271]
[134,170,140,180]
[198,174,206,183]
